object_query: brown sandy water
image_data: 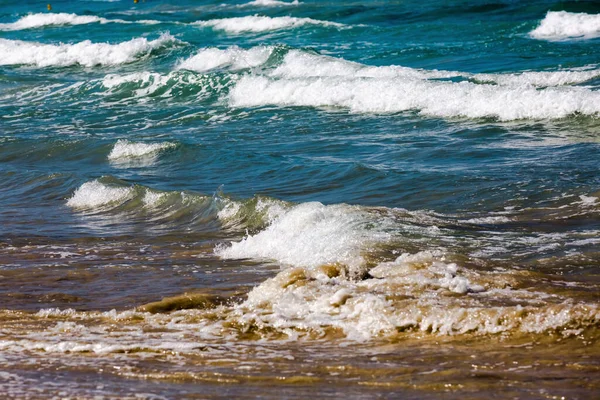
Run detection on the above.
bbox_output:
[1,236,598,399]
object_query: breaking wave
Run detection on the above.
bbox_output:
[0,12,161,31]
[530,11,600,41]
[0,13,118,31]
[177,46,274,72]
[67,180,135,209]
[0,33,180,68]
[5,44,599,120]
[228,48,600,120]
[108,139,176,163]
[193,15,344,33]
[240,0,301,7]
[57,178,600,340]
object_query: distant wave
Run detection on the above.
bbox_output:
[530,11,600,41]
[0,34,180,68]
[0,12,159,31]
[239,0,301,7]
[193,15,344,33]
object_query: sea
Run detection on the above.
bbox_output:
[0,0,599,398]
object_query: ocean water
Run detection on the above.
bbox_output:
[1,0,599,398]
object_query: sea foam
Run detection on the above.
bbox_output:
[232,251,598,340]
[193,15,344,33]
[530,11,600,41]
[0,33,179,67]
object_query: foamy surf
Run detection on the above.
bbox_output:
[9,253,594,342]
[227,50,600,120]
[230,75,600,120]
[231,254,599,340]
[193,15,344,34]
[12,45,599,116]
[0,33,180,68]
[55,180,600,341]
[530,11,600,41]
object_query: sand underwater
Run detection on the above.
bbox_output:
[0,0,599,398]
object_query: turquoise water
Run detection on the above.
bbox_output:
[0,0,599,398]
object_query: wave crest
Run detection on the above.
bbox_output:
[228,49,600,120]
[177,46,274,72]
[0,33,181,68]
[193,15,344,33]
[530,11,600,41]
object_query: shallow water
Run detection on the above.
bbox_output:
[0,0,599,398]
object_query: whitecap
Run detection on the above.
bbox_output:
[229,75,600,120]
[177,46,274,72]
[67,180,134,209]
[240,0,301,7]
[530,11,600,41]
[107,139,176,161]
[0,33,180,68]
[0,13,120,31]
[193,15,344,34]
[217,201,389,276]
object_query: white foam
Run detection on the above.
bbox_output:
[177,46,273,72]
[193,15,344,33]
[233,253,598,340]
[0,33,179,68]
[230,74,600,120]
[531,11,600,41]
[217,202,389,275]
[475,68,600,87]
[108,139,176,161]
[224,49,600,120]
[578,195,598,207]
[462,216,511,224]
[0,12,162,31]
[67,180,134,209]
[241,0,300,7]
